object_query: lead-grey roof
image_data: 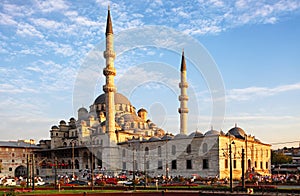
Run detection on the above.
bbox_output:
[0,141,40,148]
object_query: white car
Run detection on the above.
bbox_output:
[3,178,16,186]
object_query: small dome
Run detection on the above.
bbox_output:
[189,131,204,138]
[149,122,157,128]
[137,108,147,113]
[228,126,246,139]
[161,134,173,140]
[174,133,187,139]
[51,125,59,130]
[204,130,220,136]
[94,93,131,105]
[149,136,161,142]
[78,107,88,113]
[59,120,66,125]
[69,117,76,122]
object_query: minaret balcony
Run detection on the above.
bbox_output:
[103,67,116,76]
[103,85,116,93]
[103,50,116,59]
[179,82,188,88]
[178,95,189,101]
[178,108,189,113]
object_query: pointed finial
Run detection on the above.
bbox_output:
[235,123,237,127]
[106,6,113,36]
[180,49,186,72]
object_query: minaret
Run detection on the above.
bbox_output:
[103,7,117,143]
[178,50,189,135]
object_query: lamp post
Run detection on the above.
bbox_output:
[165,136,169,184]
[129,140,138,191]
[241,148,245,190]
[229,141,235,193]
[71,140,75,179]
[31,154,35,191]
[26,154,29,188]
[54,157,57,190]
[90,136,95,190]
[144,153,147,188]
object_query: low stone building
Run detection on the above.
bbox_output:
[0,140,39,178]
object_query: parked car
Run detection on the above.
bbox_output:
[65,180,88,186]
[95,178,117,185]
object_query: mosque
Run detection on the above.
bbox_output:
[35,9,271,180]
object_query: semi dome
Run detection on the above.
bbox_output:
[228,126,246,139]
[149,136,161,142]
[94,93,131,105]
[161,134,173,140]
[122,114,143,122]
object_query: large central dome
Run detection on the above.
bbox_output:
[94,93,131,105]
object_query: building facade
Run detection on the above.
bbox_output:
[33,9,271,180]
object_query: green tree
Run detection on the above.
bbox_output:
[271,151,292,165]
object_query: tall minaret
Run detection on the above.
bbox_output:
[178,50,189,135]
[103,7,117,143]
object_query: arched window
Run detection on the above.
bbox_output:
[186,144,192,154]
[68,160,72,169]
[172,145,176,155]
[202,143,208,153]
[158,146,161,157]
[75,159,79,169]
[145,147,149,155]
[122,149,126,157]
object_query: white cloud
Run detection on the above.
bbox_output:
[30,18,63,29]
[16,23,44,38]
[34,0,69,13]
[0,13,17,25]
[227,82,300,101]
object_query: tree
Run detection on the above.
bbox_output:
[271,151,292,165]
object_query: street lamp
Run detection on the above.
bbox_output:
[229,141,235,193]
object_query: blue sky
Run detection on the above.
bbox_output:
[0,0,300,149]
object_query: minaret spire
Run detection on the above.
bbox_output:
[180,49,186,72]
[103,7,117,143]
[106,6,113,36]
[178,50,189,135]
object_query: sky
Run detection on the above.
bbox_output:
[0,0,300,149]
